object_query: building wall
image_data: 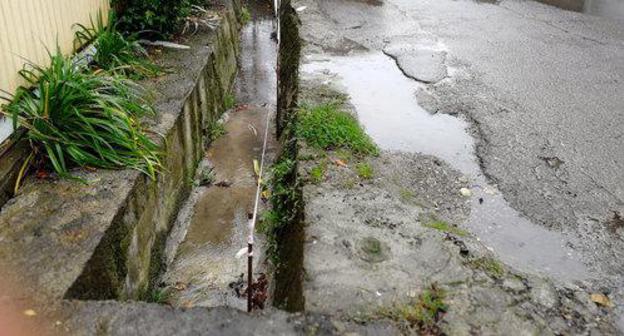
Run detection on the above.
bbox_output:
[0,0,109,95]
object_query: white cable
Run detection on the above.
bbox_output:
[248,105,272,247]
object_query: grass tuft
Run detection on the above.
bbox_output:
[379,284,448,334]
[241,6,252,24]
[1,49,161,180]
[355,162,374,179]
[75,12,163,79]
[224,93,236,110]
[423,220,468,237]
[309,162,326,184]
[297,103,378,156]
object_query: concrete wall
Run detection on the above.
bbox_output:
[0,0,243,303]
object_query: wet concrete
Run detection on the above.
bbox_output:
[535,0,624,19]
[303,52,587,282]
[296,0,624,328]
[161,4,277,309]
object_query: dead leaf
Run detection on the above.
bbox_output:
[333,159,348,167]
[173,282,187,291]
[590,293,614,308]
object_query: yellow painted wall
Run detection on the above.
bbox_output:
[0,0,110,95]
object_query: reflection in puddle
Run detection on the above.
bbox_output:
[303,53,588,282]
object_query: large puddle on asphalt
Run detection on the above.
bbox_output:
[161,10,277,309]
[303,52,588,282]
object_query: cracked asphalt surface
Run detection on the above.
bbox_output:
[294,0,624,330]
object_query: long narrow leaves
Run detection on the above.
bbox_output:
[0,50,161,180]
[75,12,163,79]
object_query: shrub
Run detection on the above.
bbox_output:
[0,50,161,181]
[297,103,378,156]
[112,0,205,37]
[74,12,163,79]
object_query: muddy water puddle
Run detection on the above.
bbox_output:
[161,10,277,309]
[302,52,588,282]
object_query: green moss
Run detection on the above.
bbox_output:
[356,162,374,179]
[423,220,468,237]
[297,103,378,156]
[467,257,505,278]
[378,284,448,334]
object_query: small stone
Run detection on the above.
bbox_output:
[23,309,37,317]
[460,188,472,197]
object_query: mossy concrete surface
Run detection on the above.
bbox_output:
[0,0,241,307]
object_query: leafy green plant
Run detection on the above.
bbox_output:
[0,50,161,181]
[112,0,200,37]
[74,12,163,79]
[208,122,226,142]
[241,6,252,24]
[297,103,378,156]
[224,93,236,110]
[259,158,299,260]
[309,161,326,184]
[355,162,374,179]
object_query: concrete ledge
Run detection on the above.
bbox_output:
[0,1,241,302]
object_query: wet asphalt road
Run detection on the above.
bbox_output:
[295,0,624,323]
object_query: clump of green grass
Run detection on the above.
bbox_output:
[0,50,161,181]
[356,162,374,179]
[467,257,505,278]
[399,188,415,202]
[224,93,236,110]
[240,6,252,24]
[150,287,171,304]
[309,162,326,184]
[379,284,448,334]
[75,12,163,79]
[297,103,378,156]
[423,220,468,237]
[208,122,226,142]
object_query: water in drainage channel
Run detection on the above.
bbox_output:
[159,4,278,309]
[302,52,588,283]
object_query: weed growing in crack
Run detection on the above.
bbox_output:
[424,220,468,237]
[297,103,378,156]
[378,283,448,334]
